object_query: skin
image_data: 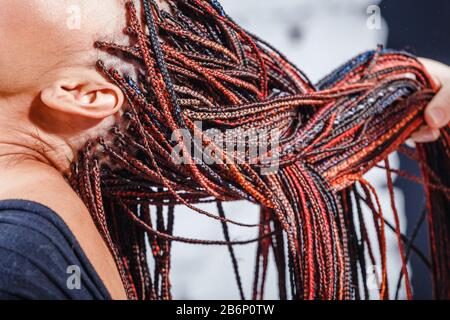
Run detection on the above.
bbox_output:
[412,59,450,142]
[0,0,448,300]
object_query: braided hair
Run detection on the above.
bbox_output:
[68,0,450,300]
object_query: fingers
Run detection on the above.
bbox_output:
[424,85,450,129]
[411,125,441,143]
[411,58,450,144]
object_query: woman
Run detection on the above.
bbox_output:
[0,0,448,300]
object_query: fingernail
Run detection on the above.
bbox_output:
[412,130,440,143]
[428,108,446,127]
[405,139,416,148]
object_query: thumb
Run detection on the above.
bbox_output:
[425,86,450,129]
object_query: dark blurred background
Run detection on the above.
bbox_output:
[382,0,450,299]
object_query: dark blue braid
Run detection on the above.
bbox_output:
[210,0,226,17]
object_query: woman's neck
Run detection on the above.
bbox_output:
[0,125,75,174]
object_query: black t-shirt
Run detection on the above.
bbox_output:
[0,200,111,300]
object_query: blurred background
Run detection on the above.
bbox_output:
[168,0,450,300]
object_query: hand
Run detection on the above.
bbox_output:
[411,58,450,143]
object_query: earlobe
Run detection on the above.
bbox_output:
[41,72,124,120]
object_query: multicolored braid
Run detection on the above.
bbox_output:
[68,0,450,300]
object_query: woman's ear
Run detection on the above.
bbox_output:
[41,68,124,120]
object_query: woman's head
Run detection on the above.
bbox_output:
[0,0,135,169]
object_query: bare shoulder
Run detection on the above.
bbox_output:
[0,161,127,300]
